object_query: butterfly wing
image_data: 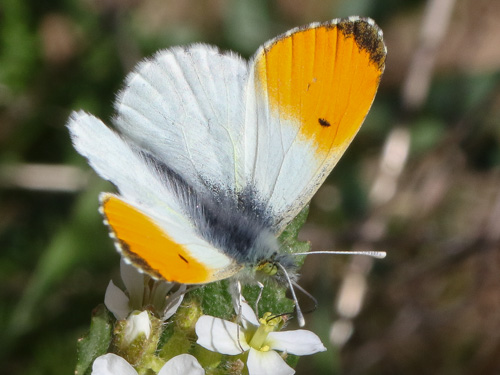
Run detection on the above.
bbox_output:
[100,193,241,284]
[113,44,248,197]
[68,112,241,284]
[68,17,385,281]
[243,17,386,233]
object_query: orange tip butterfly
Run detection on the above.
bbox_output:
[68,16,387,325]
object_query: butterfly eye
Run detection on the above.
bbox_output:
[256,261,278,276]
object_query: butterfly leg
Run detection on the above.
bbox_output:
[254,281,264,317]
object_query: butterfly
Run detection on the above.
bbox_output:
[68,16,386,324]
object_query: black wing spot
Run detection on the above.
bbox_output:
[318,118,331,127]
[178,254,189,264]
[337,18,386,70]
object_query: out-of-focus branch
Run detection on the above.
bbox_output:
[0,164,89,192]
[402,0,457,112]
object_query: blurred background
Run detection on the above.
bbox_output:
[1,0,500,374]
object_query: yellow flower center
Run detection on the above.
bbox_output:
[247,312,282,351]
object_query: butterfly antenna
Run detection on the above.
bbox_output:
[291,280,318,313]
[293,250,386,259]
[277,262,305,327]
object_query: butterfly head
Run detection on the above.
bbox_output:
[252,248,299,283]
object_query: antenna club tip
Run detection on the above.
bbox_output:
[297,315,306,327]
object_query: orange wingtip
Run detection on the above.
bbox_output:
[255,17,386,155]
[100,193,212,284]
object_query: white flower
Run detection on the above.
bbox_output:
[195,300,326,375]
[123,310,151,345]
[91,353,204,375]
[105,259,186,320]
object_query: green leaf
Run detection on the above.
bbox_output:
[279,204,311,266]
[242,281,294,317]
[279,204,310,245]
[75,304,114,375]
[6,181,109,345]
[191,280,234,320]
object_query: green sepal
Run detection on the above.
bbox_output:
[157,299,202,361]
[285,353,299,369]
[192,345,224,374]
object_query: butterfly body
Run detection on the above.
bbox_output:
[100,152,296,284]
[69,17,386,287]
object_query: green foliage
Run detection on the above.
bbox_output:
[189,280,233,319]
[0,0,38,91]
[279,205,310,248]
[75,305,113,375]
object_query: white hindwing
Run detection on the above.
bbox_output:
[67,112,236,277]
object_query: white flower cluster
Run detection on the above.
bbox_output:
[91,260,325,375]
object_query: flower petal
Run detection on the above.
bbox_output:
[161,285,186,321]
[120,259,144,310]
[104,280,130,320]
[267,330,326,355]
[240,300,259,328]
[91,353,137,375]
[232,294,259,329]
[152,281,174,312]
[195,315,249,355]
[158,354,205,375]
[247,348,294,375]
[124,310,151,344]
